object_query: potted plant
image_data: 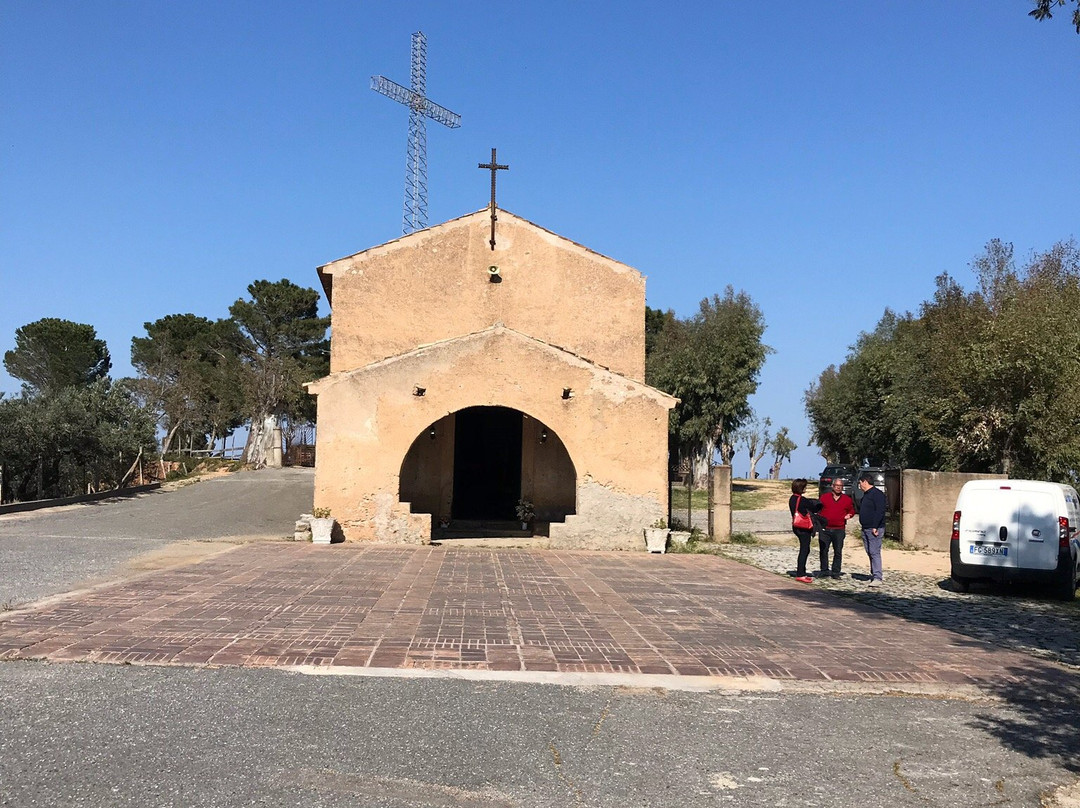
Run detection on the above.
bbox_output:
[310,507,335,544]
[515,498,535,531]
[644,519,669,553]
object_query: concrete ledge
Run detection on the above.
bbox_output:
[0,484,162,516]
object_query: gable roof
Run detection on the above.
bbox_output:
[315,209,642,305]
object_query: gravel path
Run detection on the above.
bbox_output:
[720,543,1080,670]
[732,509,791,534]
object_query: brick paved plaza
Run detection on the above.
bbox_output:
[0,544,1070,689]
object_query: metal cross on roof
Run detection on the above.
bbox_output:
[371,32,461,235]
[478,148,509,250]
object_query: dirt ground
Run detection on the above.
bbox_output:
[736,479,952,577]
[732,478,793,508]
[756,532,950,577]
[121,539,242,573]
[158,467,238,491]
[878,546,950,576]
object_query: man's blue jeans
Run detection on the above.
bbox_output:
[861,528,883,581]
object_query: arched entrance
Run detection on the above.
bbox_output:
[399,406,576,538]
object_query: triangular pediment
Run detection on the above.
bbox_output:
[316,209,642,304]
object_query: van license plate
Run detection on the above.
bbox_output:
[970,545,1008,556]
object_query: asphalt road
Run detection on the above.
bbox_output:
[0,468,313,608]
[1,663,1076,808]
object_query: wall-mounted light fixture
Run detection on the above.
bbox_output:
[488,265,501,284]
[562,388,573,400]
[428,427,437,440]
[413,386,426,397]
[539,428,548,444]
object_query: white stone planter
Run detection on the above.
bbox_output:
[669,530,692,548]
[311,517,335,545]
[644,527,669,554]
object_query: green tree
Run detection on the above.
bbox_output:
[131,314,245,455]
[735,413,772,479]
[646,287,771,485]
[1030,0,1080,33]
[0,379,156,502]
[805,310,913,467]
[805,239,1080,481]
[3,318,110,397]
[229,279,329,467]
[769,427,797,479]
[644,306,674,356]
[948,240,1080,476]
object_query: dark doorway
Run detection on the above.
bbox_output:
[452,406,522,520]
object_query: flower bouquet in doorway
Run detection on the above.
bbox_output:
[515,498,535,531]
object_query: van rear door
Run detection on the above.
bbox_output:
[959,484,1018,569]
[1013,486,1060,571]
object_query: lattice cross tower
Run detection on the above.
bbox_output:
[371,32,461,234]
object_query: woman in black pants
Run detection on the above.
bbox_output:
[788,478,823,583]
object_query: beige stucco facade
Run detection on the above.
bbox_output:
[317,210,646,381]
[307,209,676,548]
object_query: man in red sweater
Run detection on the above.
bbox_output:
[818,478,856,578]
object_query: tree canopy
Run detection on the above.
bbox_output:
[646,287,771,481]
[0,377,156,502]
[3,318,111,397]
[806,239,1080,480]
[131,314,245,454]
[229,279,329,465]
[735,413,771,479]
[1030,0,1080,33]
[770,427,797,479]
[1,276,332,498]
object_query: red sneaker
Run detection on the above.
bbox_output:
[795,576,813,583]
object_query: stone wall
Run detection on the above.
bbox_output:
[901,470,1007,550]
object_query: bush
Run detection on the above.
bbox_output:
[667,539,724,555]
[728,531,758,545]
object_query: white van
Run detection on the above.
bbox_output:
[951,479,1080,600]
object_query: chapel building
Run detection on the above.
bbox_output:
[306,209,677,548]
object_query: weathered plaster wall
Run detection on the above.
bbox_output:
[547,478,662,550]
[901,470,1007,550]
[320,211,647,382]
[309,327,674,547]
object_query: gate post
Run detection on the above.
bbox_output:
[710,464,732,541]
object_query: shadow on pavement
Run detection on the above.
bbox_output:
[972,663,1080,773]
[779,573,1080,668]
[771,580,1080,771]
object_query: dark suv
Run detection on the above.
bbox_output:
[854,467,892,508]
[818,465,857,500]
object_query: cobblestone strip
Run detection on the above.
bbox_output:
[719,544,1080,669]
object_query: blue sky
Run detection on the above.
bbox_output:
[1,2,1077,477]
